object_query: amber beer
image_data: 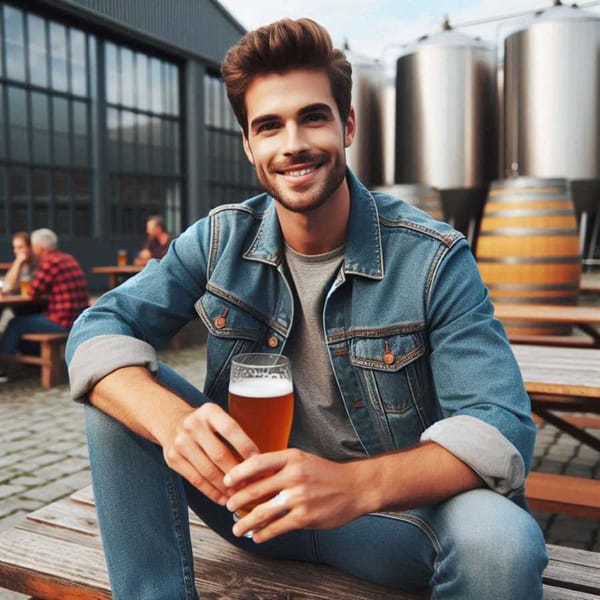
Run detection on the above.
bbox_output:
[228,354,294,517]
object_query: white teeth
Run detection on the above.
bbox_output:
[287,166,316,177]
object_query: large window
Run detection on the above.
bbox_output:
[105,42,182,236]
[204,72,260,208]
[0,3,93,237]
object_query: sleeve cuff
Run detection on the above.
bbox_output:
[420,415,525,495]
[68,334,159,402]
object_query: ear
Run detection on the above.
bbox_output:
[343,107,356,148]
[241,129,255,165]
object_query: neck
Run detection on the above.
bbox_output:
[157,231,169,244]
[275,180,350,255]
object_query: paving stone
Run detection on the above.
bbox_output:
[0,485,26,500]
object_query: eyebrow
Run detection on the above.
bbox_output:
[249,102,334,132]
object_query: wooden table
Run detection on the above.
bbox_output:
[513,344,600,451]
[0,486,597,600]
[92,265,142,289]
[0,294,46,310]
[581,275,600,295]
[0,261,11,273]
[495,302,600,347]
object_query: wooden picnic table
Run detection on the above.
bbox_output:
[581,274,600,295]
[495,302,600,347]
[0,294,46,310]
[0,261,12,272]
[92,264,143,289]
[0,486,598,600]
[513,344,600,451]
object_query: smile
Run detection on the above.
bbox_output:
[286,166,317,177]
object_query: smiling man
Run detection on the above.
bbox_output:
[66,18,547,600]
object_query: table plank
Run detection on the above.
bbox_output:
[513,345,600,398]
[495,303,600,325]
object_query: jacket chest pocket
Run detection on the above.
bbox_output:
[196,294,264,400]
[350,331,426,423]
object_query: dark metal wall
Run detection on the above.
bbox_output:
[58,0,244,64]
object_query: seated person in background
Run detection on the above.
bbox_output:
[134,215,171,266]
[0,228,89,383]
[1,231,37,295]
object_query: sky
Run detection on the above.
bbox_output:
[219,0,600,65]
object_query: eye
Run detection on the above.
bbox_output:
[304,112,327,124]
[256,121,279,134]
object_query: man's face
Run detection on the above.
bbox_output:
[242,69,355,214]
[12,238,30,257]
[146,220,159,239]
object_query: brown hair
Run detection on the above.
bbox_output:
[12,231,31,247]
[221,18,352,136]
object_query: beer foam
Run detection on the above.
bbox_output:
[229,378,293,398]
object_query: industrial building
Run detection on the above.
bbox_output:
[0,0,259,281]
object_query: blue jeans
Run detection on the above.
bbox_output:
[0,313,68,355]
[85,363,548,600]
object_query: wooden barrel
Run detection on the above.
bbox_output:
[376,184,444,221]
[476,177,581,336]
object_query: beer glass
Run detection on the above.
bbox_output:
[20,276,31,297]
[228,353,294,518]
[117,249,128,266]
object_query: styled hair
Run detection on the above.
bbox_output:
[31,228,58,250]
[221,18,352,136]
[12,231,31,247]
[147,215,166,231]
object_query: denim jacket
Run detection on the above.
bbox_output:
[67,170,535,497]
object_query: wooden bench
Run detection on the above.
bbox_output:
[510,333,596,348]
[527,472,600,519]
[15,332,68,388]
[0,487,599,600]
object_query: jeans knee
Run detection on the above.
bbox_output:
[432,490,548,600]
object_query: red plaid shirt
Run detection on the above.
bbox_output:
[29,250,89,328]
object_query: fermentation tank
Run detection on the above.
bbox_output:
[394,23,497,242]
[503,2,600,259]
[345,46,385,187]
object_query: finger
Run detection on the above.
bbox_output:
[234,492,295,542]
[226,472,283,514]
[224,450,289,488]
[169,454,228,506]
[191,427,245,481]
[177,438,232,497]
[206,409,260,462]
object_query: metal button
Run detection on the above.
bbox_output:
[383,351,395,365]
[214,316,226,329]
[267,336,279,348]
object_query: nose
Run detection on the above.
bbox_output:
[282,122,309,156]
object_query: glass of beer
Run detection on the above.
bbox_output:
[20,276,31,297]
[228,353,294,519]
[117,249,127,266]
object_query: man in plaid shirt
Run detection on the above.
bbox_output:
[0,228,89,382]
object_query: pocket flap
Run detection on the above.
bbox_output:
[196,294,260,340]
[350,332,425,372]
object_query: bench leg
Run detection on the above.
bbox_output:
[40,342,63,389]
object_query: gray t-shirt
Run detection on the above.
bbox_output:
[284,244,366,461]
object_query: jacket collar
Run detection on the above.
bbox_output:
[244,168,384,280]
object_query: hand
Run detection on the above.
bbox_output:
[160,402,259,506]
[14,252,28,265]
[223,449,374,543]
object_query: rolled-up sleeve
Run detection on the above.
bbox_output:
[425,240,535,495]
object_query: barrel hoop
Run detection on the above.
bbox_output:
[477,256,581,264]
[487,283,579,292]
[478,228,578,237]
[486,193,569,203]
[489,295,577,305]
[482,208,575,218]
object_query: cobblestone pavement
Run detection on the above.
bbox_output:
[0,341,599,599]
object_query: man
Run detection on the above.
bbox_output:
[1,231,37,295]
[66,19,547,599]
[0,229,88,382]
[134,214,171,266]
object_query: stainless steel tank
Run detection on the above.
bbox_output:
[395,25,497,189]
[345,47,385,187]
[503,3,600,180]
[394,24,497,241]
[503,3,600,259]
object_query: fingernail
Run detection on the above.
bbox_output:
[218,495,229,506]
[232,524,240,537]
[223,474,232,486]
